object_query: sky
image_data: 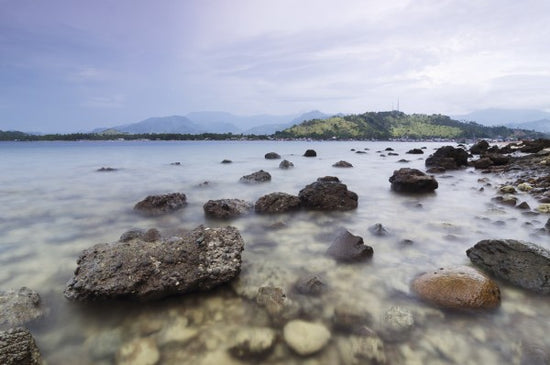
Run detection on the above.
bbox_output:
[1,0,550,133]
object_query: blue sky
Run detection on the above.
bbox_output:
[1,0,549,132]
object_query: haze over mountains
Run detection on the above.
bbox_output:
[453,108,550,133]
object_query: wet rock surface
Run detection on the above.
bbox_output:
[303,149,317,157]
[240,170,272,183]
[327,230,373,262]
[470,140,490,155]
[0,327,43,365]
[332,160,353,168]
[64,225,245,301]
[133,193,187,216]
[425,145,468,170]
[299,176,358,211]
[279,159,294,169]
[203,199,253,219]
[389,168,438,193]
[293,274,327,296]
[264,152,281,159]
[254,192,302,214]
[411,266,501,310]
[467,239,550,294]
[0,288,43,329]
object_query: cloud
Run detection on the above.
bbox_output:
[81,95,125,108]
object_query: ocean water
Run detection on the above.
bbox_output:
[0,140,548,364]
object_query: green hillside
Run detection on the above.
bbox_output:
[274,111,540,140]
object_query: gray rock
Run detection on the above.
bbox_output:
[406,148,424,155]
[240,170,271,183]
[228,327,277,360]
[0,288,43,330]
[299,176,358,211]
[279,159,294,169]
[327,230,373,262]
[389,168,438,193]
[264,152,281,160]
[293,274,327,296]
[470,140,490,155]
[303,149,317,157]
[203,199,253,219]
[472,157,493,169]
[133,193,187,216]
[332,160,353,168]
[0,327,43,365]
[221,159,232,164]
[256,286,286,317]
[368,223,389,236]
[425,145,469,170]
[337,334,386,364]
[332,305,373,334]
[97,167,118,172]
[467,239,550,294]
[379,306,414,343]
[64,225,245,301]
[254,192,301,214]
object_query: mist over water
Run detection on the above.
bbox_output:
[0,140,548,364]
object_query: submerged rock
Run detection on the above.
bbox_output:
[283,320,330,356]
[256,286,286,318]
[303,149,317,157]
[293,274,327,296]
[228,327,277,360]
[0,288,43,330]
[379,306,414,343]
[279,159,294,169]
[389,168,438,193]
[0,327,43,365]
[240,170,271,183]
[97,167,118,172]
[406,148,424,154]
[116,337,159,365]
[133,193,187,216]
[425,145,468,170]
[368,223,389,236]
[411,266,501,310]
[467,239,550,294]
[332,160,353,168]
[254,192,301,214]
[64,225,245,301]
[203,199,253,219]
[299,176,358,211]
[337,334,386,364]
[221,159,232,164]
[264,152,281,160]
[327,230,373,262]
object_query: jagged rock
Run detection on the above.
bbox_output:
[64,225,244,301]
[467,239,550,294]
[254,192,301,214]
[240,170,271,183]
[411,266,501,310]
[283,320,331,356]
[0,327,43,365]
[97,167,117,172]
[264,152,281,160]
[368,223,389,236]
[299,176,358,211]
[279,160,294,169]
[133,193,187,216]
[303,149,317,157]
[517,201,531,210]
[332,160,353,168]
[203,199,253,219]
[327,230,373,262]
[389,168,438,193]
[406,148,424,154]
[228,327,276,360]
[293,274,327,296]
[470,140,490,155]
[0,288,43,330]
[256,286,286,317]
[116,337,159,365]
[425,145,468,170]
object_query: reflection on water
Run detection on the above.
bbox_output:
[0,140,548,364]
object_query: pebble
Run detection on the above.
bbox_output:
[283,320,331,356]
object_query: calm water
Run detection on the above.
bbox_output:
[0,140,548,364]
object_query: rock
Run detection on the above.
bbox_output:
[411,266,501,310]
[337,335,386,365]
[406,148,424,154]
[264,152,281,160]
[519,139,550,153]
[279,159,294,169]
[537,203,550,213]
[293,274,327,296]
[156,318,198,347]
[385,147,394,151]
[472,157,493,169]
[492,195,517,207]
[203,199,253,219]
[120,229,145,242]
[303,149,317,157]
[97,167,117,172]
[486,153,510,166]
[518,182,533,192]
[298,176,358,211]
[254,192,301,214]
[355,150,367,154]
[228,327,276,360]
[332,160,353,168]
[425,145,469,170]
[546,218,550,230]
[499,185,516,194]
[467,239,550,294]
[388,168,438,193]
[517,202,531,210]
[133,193,187,216]
[0,288,43,329]
[116,338,159,365]
[368,223,389,236]
[388,152,399,156]
[398,159,410,163]
[379,306,414,343]
[326,230,373,262]
[0,327,43,365]
[332,306,373,334]
[470,140,490,155]
[256,286,286,317]
[170,162,181,165]
[221,159,232,164]
[283,320,331,356]
[240,170,271,183]
[64,225,244,301]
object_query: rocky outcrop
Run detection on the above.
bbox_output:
[64,225,245,301]
[389,168,438,193]
[0,288,43,329]
[133,193,187,216]
[303,149,317,157]
[332,160,353,168]
[406,148,424,154]
[264,152,281,159]
[0,327,43,365]
[425,145,468,170]
[327,230,373,262]
[298,176,358,211]
[411,266,501,310]
[470,140,490,155]
[279,160,294,169]
[254,192,301,214]
[203,199,253,219]
[467,239,550,294]
[240,170,271,183]
[283,320,330,356]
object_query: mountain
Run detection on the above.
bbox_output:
[274,111,543,140]
[506,119,550,134]
[100,115,203,134]
[245,110,334,135]
[453,108,550,127]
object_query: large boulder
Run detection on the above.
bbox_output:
[406,148,424,155]
[425,146,469,170]
[327,230,373,262]
[0,288,43,329]
[298,176,358,211]
[240,170,271,183]
[254,192,301,214]
[64,225,245,301]
[389,168,438,193]
[470,140,490,155]
[203,199,253,219]
[0,327,43,365]
[279,160,294,169]
[303,149,317,157]
[264,152,281,160]
[411,266,501,310]
[466,239,550,294]
[133,193,187,216]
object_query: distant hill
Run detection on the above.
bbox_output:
[99,115,203,134]
[274,111,542,140]
[506,119,550,134]
[453,108,550,129]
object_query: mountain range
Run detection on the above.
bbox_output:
[453,108,550,133]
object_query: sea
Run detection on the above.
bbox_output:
[0,140,548,364]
